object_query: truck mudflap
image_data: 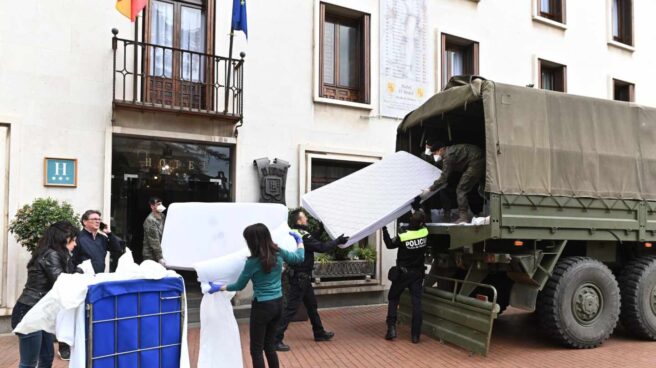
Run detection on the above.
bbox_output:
[398,275,499,356]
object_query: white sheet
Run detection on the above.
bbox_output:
[197,292,243,368]
[161,202,291,269]
[13,250,190,368]
[302,151,441,248]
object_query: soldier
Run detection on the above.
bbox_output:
[382,207,428,343]
[142,197,167,266]
[422,140,458,222]
[422,141,485,224]
[274,209,349,352]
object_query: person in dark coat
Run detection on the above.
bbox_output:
[423,141,485,223]
[12,221,79,367]
[382,207,429,343]
[274,209,349,352]
[72,210,124,274]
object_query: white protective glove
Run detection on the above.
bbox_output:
[158,258,167,267]
[420,188,433,200]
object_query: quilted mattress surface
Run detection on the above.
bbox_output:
[161,202,291,269]
[301,151,441,248]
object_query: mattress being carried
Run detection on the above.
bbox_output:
[161,202,296,270]
[302,151,441,248]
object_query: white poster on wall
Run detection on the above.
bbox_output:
[380,0,429,119]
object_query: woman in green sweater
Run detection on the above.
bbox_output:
[220,223,305,368]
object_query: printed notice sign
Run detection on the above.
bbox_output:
[380,0,429,119]
[44,158,77,187]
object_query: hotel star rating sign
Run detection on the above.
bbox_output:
[44,158,77,187]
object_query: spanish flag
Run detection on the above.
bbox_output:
[116,0,148,22]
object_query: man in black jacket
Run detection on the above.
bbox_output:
[274,209,349,352]
[72,210,125,274]
[382,208,428,343]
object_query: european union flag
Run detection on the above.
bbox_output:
[232,0,248,38]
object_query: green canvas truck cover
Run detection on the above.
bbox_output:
[398,77,656,200]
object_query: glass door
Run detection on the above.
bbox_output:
[111,136,232,262]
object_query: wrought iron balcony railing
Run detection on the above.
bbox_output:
[111,29,244,121]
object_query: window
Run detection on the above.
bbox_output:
[319,3,370,104]
[539,59,566,92]
[145,0,215,108]
[613,79,634,102]
[612,0,633,45]
[311,158,370,190]
[441,34,479,89]
[538,0,565,23]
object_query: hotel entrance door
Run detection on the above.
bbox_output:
[111,136,233,263]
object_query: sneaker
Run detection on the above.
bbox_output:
[58,343,70,360]
[275,342,290,352]
[314,330,335,341]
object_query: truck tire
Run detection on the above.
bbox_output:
[537,257,620,348]
[619,256,656,340]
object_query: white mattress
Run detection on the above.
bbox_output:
[161,202,294,269]
[301,151,441,248]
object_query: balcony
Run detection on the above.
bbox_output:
[111,29,244,122]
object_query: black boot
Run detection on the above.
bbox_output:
[412,334,420,344]
[314,330,335,341]
[385,324,397,340]
[275,341,290,352]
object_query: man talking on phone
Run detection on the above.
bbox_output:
[72,209,125,274]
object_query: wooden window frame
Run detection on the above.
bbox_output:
[142,0,216,108]
[612,0,633,45]
[319,2,371,104]
[538,0,565,23]
[441,33,479,89]
[613,79,635,102]
[538,59,567,92]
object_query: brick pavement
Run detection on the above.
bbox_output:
[1,305,655,368]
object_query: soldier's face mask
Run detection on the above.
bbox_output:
[433,154,442,163]
[156,203,166,213]
[424,147,432,156]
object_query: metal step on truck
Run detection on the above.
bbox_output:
[395,76,656,356]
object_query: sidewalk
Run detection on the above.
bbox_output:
[1,305,654,367]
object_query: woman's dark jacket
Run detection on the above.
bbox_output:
[16,248,75,306]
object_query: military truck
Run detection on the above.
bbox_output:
[395,76,656,355]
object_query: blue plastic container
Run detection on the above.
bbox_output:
[85,277,184,368]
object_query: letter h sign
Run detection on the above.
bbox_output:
[44,158,78,187]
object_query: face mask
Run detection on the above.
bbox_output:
[156,204,166,213]
[433,155,442,163]
[424,148,432,156]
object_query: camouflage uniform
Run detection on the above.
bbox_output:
[142,212,166,261]
[429,144,484,221]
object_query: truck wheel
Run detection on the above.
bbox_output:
[537,257,620,348]
[619,256,656,340]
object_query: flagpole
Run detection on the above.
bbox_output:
[224,28,234,114]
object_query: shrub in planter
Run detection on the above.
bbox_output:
[9,198,80,254]
[349,246,377,262]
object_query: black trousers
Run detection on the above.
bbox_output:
[250,297,282,368]
[386,271,424,337]
[275,273,325,343]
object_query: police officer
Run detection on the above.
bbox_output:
[423,141,484,224]
[274,209,349,352]
[382,208,428,343]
